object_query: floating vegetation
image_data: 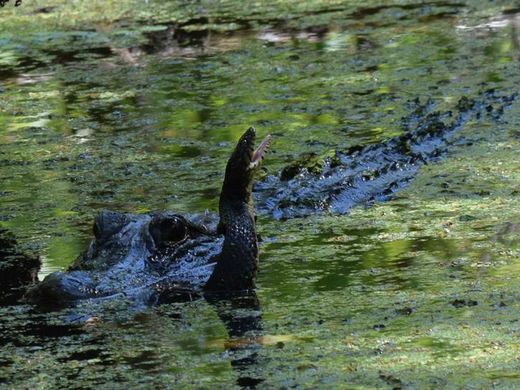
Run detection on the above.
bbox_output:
[1,0,519,388]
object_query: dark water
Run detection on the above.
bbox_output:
[1,1,519,388]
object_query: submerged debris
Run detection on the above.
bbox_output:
[0,228,40,305]
[451,299,478,308]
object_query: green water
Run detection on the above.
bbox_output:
[1,1,519,388]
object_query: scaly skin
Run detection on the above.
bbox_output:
[205,127,271,291]
[254,90,517,219]
[18,90,518,306]
[25,128,270,306]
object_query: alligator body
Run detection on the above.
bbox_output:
[21,89,516,307]
[254,90,516,219]
[26,128,271,306]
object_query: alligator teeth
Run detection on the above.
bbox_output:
[250,134,272,169]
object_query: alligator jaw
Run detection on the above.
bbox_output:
[250,134,272,170]
[220,127,271,205]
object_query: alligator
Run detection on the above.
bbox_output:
[18,89,517,307]
[25,128,271,306]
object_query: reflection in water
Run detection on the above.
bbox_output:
[0,292,265,387]
[205,291,264,387]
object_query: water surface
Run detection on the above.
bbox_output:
[1,1,519,387]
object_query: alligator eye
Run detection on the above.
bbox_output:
[163,218,187,243]
[149,215,188,248]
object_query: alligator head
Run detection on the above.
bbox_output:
[25,128,271,306]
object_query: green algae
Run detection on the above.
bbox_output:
[1,0,520,388]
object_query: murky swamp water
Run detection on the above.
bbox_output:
[0,1,519,388]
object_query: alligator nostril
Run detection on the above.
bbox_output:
[93,210,129,240]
